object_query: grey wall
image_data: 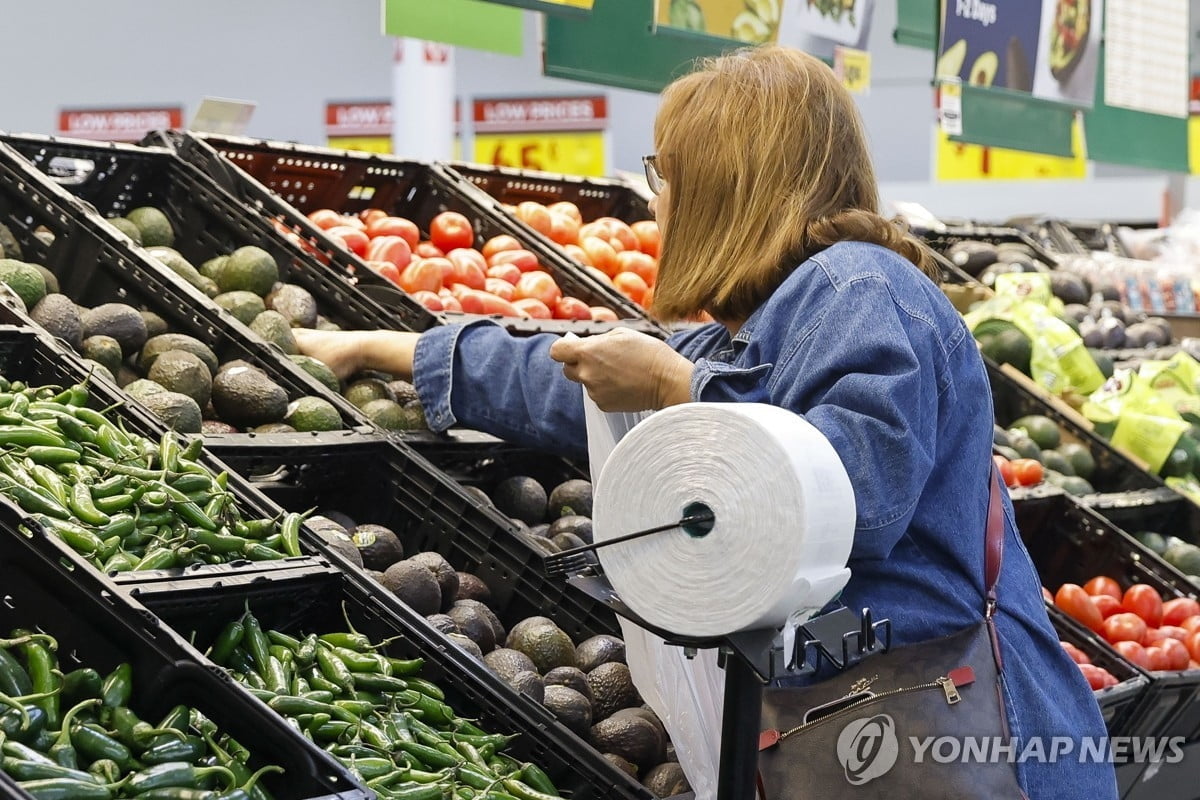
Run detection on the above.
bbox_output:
[0,0,1184,220]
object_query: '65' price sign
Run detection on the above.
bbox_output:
[472,96,608,176]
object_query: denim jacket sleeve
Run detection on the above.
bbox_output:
[692,275,940,561]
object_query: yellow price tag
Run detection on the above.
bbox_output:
[936,122,1087,181]
[473,130,606,177]
[835,47,870,95]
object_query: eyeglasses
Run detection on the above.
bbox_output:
[643,154,666,195]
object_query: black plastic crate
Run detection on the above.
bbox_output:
[0,138,375,437]
[134,562,656,800]
[1004,217,1092,257]
[203,432,616,645]
[0,502,368,800]
[988,358,1166,495]
[1080,488,1200,549]
[1051,607,1151,737]
[1013,491,1200,743]
[916,224,1061,268]
[153,131,662,334]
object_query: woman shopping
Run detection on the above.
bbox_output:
[297,46,1117,798]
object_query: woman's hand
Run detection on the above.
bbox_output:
[294,329,419,382]
[549,328,694,412]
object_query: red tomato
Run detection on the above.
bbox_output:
[597,217,638,252]
[512,298,552,320]
[1041,586,1054,603]
[1158,625,1191,642]
[366,216,420,249]
[1114,640,1151,669]
[995,457,1017,489]
[410,290,443,311]
[1084,576,1123,601]
[487,264,522,285]
[578,220,614,242]
[514,271,563,308]
[554,296,592,321]
[419,257,453,285]
[613,272,649,305]
[455,290,486,315]
[485,278,515,302]
[447,248,487,273]
[339,216,366,231]
[367,261,401,285]
[584,265,614,287]
[1056,584,1104,632]
[1145,645,1171,671]
[398,260,443,295]
[439,295,463,313]
[1143,627,1170,646]
[1077,663,1112,690]
[359,208,388,225]
[482,235,522,260]
[416,241,445,259]
[581,237,619,277]
[308,209,345,230]
[1181,615,1200,635]
[548,212,581,246]
[641,284,654,311]
[476,292,520,317]
[1103,613,1149,644]
[326,226,369,257]
[590,306,619,322]
[631,220,661,258]
[1094,595,1122,618]
[365,235,412,270]
[429,212,474,252]
[1160,638,1191,670]
[1122,585,1164,628]
[548,201,582,224]
[564,243,593,267]
[446,250,487,290]
[515,202,553,237]
[1011,459,1044,487]
[488,249,540,273]
[1163,598,1200,627]
[1060,642,1091,665]
[616,251,658,288]
[1187,631,1200,662]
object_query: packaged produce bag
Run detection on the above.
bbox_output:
[1082,367,1193,475]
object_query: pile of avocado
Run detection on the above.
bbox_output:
[305,509,688,795]
[1133,533,1200,589]
[995,414,1097,495]
[468,475,596,556]
[341,373,428,432]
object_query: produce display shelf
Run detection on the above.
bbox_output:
[0,494,368,800]
[915,223,1061,269]
[1080,487,1200,548]
[1004,217,1093,257]
[152,130,664,336]
[203,432,613,644]
[134,559,656,800]
[0,138,377,437]
[1013,491,1200,745]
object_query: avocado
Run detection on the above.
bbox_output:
[426,614,461,636]
[283,396,341,432]
[139,334,219,376]
[116,366,140,389]
[615,707,668,755]
[1057,442,1095,480]
[506,620,576,674]
[547,479,593,519]
[509,671,545,704]
[588,662,641,720]
[218,246,279,296]
[30,294,82,349]
[447,603,496,653]
[306,518,364,568]
[383,380,418,406]
[1039,450,1075,477]
[308,514,350,538]
[575,634,626,673]
[139,311,169,339]
[148,350,213,407]
[455,572,492,604]
[211,365,289,427]
[0,259,47,309]
[544,685,592,737]
[200,420,239,434]
[289,355,340,394]
[0,223,22,259]
[1005,430,1042,461]
[977,325,1032,375]
[125,379,166,401]
[463,486,493,508]
[317,510,357,533]
[345,379,394,408]
[549,515,593,545]
[126,207,174,247]
[253,423,296,434]
[493,476,548,527]
[82,303,147,357]
[642,763,690,797]
[81,336,125,380]
[544,666,593,702]
[360,399,416,431]
[506,616,555,645]
[382,559,441,615]
[80,360,115,384]
[249,310,298,355]
[448,634,484,660]
[214,291,266,326]
[552,532,588,552]
[1135,532,1170,556]
[483,649,538,683]
[409,552,460,609]
[353,524,405,571]
[1058,476,1095,496]
[591,715,660,770]
[147,247,210,295]
[32,265,58,295]
[316,317,342,331]
[604,753,639,779]
[1160,445,1194,479]
[1164,540,1200,576]
[139,390,203,434]
[105,216,143,245]
[455,599,505,644]
[200,256,228,281]
[1050,273,1089,305]
[945,241,998,277]
[266,284,318,328]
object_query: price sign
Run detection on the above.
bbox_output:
[936,124,1087,181]
[472,96,608,176]
[325,100,462,158]
[58,106,183,142]
[938,78,963,136]
[834,47,870,94]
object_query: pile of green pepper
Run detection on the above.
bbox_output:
[0,377,301,571]
[0,628,283,799]
[210,610,564,800]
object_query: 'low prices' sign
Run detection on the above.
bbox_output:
[473,96,608,176]
[58,107,183,142]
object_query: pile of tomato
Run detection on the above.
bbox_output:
[1048,578,1200,675]
[994,454,1044,488]
[306,207,622,322]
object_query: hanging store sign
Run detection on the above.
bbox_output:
[479,0,593,13]
[325,100,461,158]
[472,96,608,176]
[57,106,184,143]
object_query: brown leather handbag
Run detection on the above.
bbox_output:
[756,467,1028,799]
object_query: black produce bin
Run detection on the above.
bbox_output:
[204,432,616,644]
[987,358,1166,495]
[151,131,664,336]
[1013,491,1200,745]
[1080,487,1200,549]
[135,562,656,800]
[0,503,368,800]
[0,135,376,435]
[914,224,1060,268]
[1005,217,1092,257]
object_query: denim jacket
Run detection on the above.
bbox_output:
[414,241,1117,798]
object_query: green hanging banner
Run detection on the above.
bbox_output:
[895,0,937,49]
[479,0,593,15]
[381,0,524,56]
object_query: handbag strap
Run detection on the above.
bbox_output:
[984,463,1005,616]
